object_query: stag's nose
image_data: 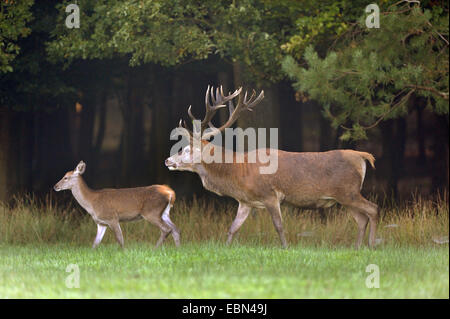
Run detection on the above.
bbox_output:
[164,159,171,166]
[53,185,59,191]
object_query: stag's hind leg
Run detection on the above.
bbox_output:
[362,199,379,248]
[264,200,287,248]
[342,194,378,248]
[348,208,369,249]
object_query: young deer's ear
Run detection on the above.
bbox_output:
[74,161,86,175]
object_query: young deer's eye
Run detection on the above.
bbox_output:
[64,177,68,180]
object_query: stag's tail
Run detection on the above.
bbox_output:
[354,151,376,169]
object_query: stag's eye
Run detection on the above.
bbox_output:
[64,177,68,180]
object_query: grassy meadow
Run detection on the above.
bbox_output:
[0,194,448,298]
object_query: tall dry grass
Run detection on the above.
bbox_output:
[0,194,448,247]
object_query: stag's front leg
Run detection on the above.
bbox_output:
[226,203,252,245]
[92,224,107,249]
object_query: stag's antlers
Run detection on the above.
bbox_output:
[179,85,264,140]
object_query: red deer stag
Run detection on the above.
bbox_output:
[165,86,378,248]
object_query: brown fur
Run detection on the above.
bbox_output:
[54,162,180,248]
[166,85,378,248]
[169,147,378,248]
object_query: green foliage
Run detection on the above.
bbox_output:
[0,1,76,110]
[281,0,361,59]
[283,1,449,140]
[48,0,212,66]
[0,0,34,73]
[47,0,303,83]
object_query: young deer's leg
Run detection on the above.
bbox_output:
[109,222,124,248]
[226,202,252,245]
[154,221,172,248]
[347,208,369,249]
[264,200,287,248]
[142,214,172,248]
[156,229,171,248]
[160,203,181,247]
[92,224,107,249]
[165,219,181,247]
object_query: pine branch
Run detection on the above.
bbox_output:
[405,85,449,100]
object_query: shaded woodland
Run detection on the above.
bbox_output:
[0,0,448,202]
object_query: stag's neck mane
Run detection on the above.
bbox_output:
[192,148,256,196]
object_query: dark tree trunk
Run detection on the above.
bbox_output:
[217,71,233,125]
[319,115,332,151]
[278,82,303,152]
[0,107,11,202]
[16,111,33,194]
[119,70,146,187]
[232,62,243,88]
[152,69,172,184]
[233,64,280,152]
[94,92,107,154]
[32,106,73,194]
[76,90,96,182]
[380,118,407,198]
[0,108,35,201]
[416,104,427,166]
[431,114,449,193]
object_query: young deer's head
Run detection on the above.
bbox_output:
[54,161,86,191]
[165,85,264,172]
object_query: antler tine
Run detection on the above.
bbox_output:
[213,86,220,105]
[202,87,264,140]
[187,105,196,122]
[175,118,193,140]
[204,85,210,110]
[201,85,241,131]
[183,85,260,141]
[244,89,264,110]
[228,93,235,114]
[209,86,215,106]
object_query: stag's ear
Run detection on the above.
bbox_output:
[74,161,86,175]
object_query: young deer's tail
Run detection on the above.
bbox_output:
[161,186,177,227]
[167,188,176,206]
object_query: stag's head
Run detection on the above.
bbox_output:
[54,161,86,191]
[165,85,264,172]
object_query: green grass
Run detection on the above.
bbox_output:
[0,242,448,298]
[0,195,448,298]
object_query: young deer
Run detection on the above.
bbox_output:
[54,161,180,248]
[165,85,378,248]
